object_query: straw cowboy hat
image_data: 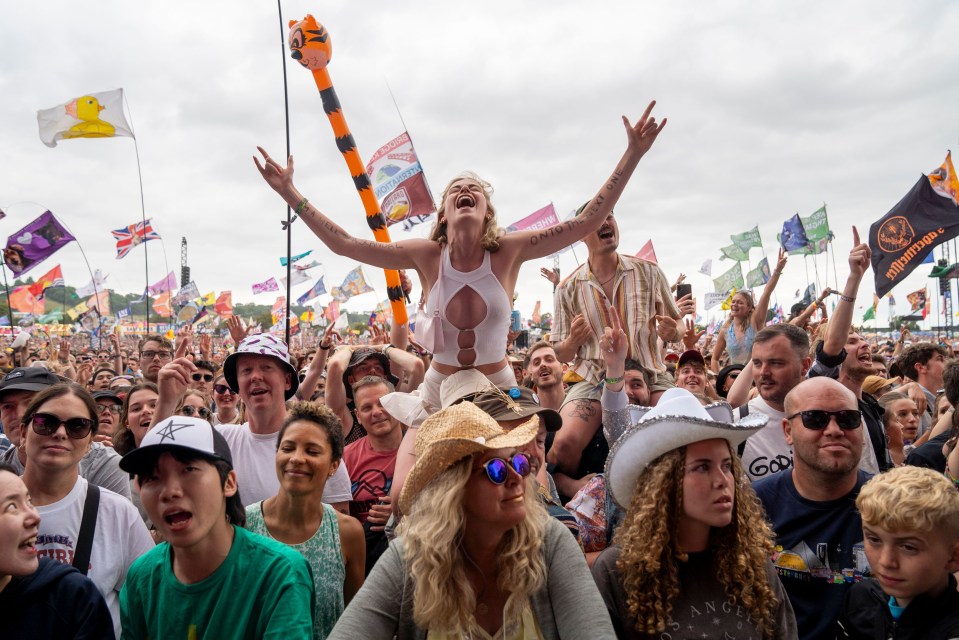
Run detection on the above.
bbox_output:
[605,388,767,508]
[399,402,538,513]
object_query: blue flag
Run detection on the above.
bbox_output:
[296,277,327,306]
[280,250,312,267]
[780,214,808,252]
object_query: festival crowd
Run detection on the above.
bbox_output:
[2,103,959,639]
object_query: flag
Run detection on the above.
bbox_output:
[929,151,959,205]
[791,206,832,256]
[907,287,927,313]
[704,292,725,310]
[294,260,322,271]
[366,131,436,227]
[112,219,160,259]
[921,251,936,265]
[37,89,134,148]
[862,306,875,321]
[506,204,560,233]
[252,277,279,295]
[195,292,216,307]
[3,211,76,276]
[698,259,712,277]
[173,282,201,306]
[333,310,350,330]
[64,301,88,321]
[869,175,959,297]
[719,243,749,262]
[152,292,172,316]
[324,300,340,323]
[300,309,315,323]
[280,270,311,288]
[745,258,771,288]
[9,287,44,315]
[77,307,101,333]
[374,299,393,322]
[191,307,211,327]
[215,291,233,318]
[713,262,744,294]
[779,214,809,252]
[177,302,198,323]
[296,277,327,305]
[800,283,817,307]
[38,311,63,324]
[730,226,762,252]
[75,269,108,297]
[26,264,64,298]
[368,311,377,327]
[720,289,737,311]
[117,307,132,321]
[87,290,110,316]
[635,240,658,264]
[271,297,287,325]
[280,250,313,267]
[148,270,177,296]
[334,266,374,301]
[531,301,542,325]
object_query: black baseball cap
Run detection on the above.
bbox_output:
[0,367,60,398]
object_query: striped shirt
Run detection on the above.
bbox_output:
[551,255,680,384]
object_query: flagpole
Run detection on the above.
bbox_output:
[122,92,151,335]
[277,0,293,345]
[51,216,104,349]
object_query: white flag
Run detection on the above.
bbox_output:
[37,89,134,148]
[704,292,726,310]
[333,310,350,330]
[75,269,109,297]
[698,259,712,276]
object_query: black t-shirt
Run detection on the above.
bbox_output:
[906,431,950,471]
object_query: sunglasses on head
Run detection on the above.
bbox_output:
[191,373,214,383]
[787,409,862,430]
[179,405,212,419]
[30,412,95,439]
[213,384,235,395]
[481,453,531,485]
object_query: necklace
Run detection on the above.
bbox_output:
[597,272,616,285]
[461,545,489,616]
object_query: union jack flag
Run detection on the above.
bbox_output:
[112,219,160,259]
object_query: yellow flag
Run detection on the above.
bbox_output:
[720,288,737,311]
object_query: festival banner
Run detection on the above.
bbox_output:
[148,270,177,296]
[27,264,64,298]
[635,240,658,265]
[869,176,959,297]
[730,226,762,253]
[173,282,201,306]
[214,291,233,318]
[929,151,959,205]
[713,262,744,294]
[37,88,134,148]
[779,214,809,252]
[746,258,771,288]
[506,204,560,233]
[296,277,327,306]
[252,277,279,295]
[366,131,436,227]
[112,219,160,259]
[3,211,76,276]
[280,250,312,267]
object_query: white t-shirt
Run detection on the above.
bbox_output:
[217,423,352,507]
[36,476,155,637]
[741,397,792,482]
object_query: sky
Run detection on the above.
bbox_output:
[1,1,958,330]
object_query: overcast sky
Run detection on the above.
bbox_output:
[2,1,958,328]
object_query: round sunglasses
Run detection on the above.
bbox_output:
[191,373,214,383]
[786,409,862,430]
[179,405,212,420]
[481,452,531,485]
[30,412,95,439]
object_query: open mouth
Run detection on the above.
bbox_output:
[456,193,476,209]
[164,510,193,531]
[250,388,269,397]
[598,226,614,240]
[19,536,37,552]
[714,496,732,506]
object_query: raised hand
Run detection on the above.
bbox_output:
[623,100,667,161]
[682,319,705,351]
[227,316,249,346]
[676,293,695,317]
[775,247,788,274]
[848,226,872,278]
[254,147,295,198]
[600,308,628,373]
[540,267,560,287]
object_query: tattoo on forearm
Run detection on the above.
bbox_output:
[569,398,597,422]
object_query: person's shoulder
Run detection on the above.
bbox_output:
[236,525,309,571]
[343,437,365,456]
[96,483,141,512]
[753,468,791,498]
[559,263,589,288]
[335,509,364,540]
[127,542,170,578]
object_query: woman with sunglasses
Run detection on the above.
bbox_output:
[18,382,154,637]
[246,402,365,640]
[212,373,242,426]
[330,402,611,639]
[175,390,214,424]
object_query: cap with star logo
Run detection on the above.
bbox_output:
[119,415,233,476]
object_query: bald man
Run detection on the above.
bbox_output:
[753,377,872,640]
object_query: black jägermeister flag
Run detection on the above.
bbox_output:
[869,175,959,297]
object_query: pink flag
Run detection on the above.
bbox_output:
[506,204,559,233]
[148,270,177,296]
[252,277,279,295]
[635,240,658,265]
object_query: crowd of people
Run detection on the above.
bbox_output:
[2,102,959,639]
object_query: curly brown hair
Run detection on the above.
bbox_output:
[613,443,779,637]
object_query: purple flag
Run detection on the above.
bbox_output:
[3,211,76,276]
[252,277,280,295]
[148,270,177,296]
[296,277,327,305]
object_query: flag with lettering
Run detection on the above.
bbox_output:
[745,258,771,288]
[4,211,76,277]
[173,282,200,306]
[366,131,435,227]
[507,204,560,233]
[719,242,749,262]
[730,226,762,253]
[37,88,134,148]
[713,262,744,294]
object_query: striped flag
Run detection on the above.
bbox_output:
[27,264,64,298]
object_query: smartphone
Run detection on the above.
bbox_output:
[676,283,692,300]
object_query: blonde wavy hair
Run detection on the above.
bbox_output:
[429,171,502,251]
[397,454,548,635]
[613,443,779,637]
[721,290,755,336]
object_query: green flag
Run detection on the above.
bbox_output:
[731,226,762,253]
[713,262,744,293]
[779,206,833,255]
[862,306,875,321]
[746,257,771,288]
[720,242,749,262]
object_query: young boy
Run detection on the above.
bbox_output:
[119,416,315,639]
[836,465,959,638]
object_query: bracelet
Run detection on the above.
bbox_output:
[319,342,332,351]
[294,198,309,215]
[604,376,624,385]
[383,345,393,357]
[839,294,855,303]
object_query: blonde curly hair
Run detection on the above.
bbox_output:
[397,454,548,635]
[613,443,779,637]
[429,172,502,251]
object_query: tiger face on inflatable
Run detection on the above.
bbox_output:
[288,15,332,70]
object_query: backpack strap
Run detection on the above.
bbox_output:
[72,484,100,576]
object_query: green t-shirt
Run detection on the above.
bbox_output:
[120,525,315,639]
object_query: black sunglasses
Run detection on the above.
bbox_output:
[787,409,862,430]
[179,405,212,420]
[31,412,95,439]
[191,373,214,383]
[213,384,234,395]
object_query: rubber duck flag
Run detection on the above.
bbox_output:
[366,132,436,228]
[148,271,177,296]
[37,89,134,148]
[719,288,737,311]
[869,168,959,297]
[113,219,160,259]
[3,211,76,277]
[27,265,64,299]
[296,277,327,306]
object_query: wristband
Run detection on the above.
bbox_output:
[839,294,855,303]
[604,376,624,385]
[319,342,332,351]
[294,198,309,215]
[383,345,393,357]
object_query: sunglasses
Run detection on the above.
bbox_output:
[31,412,95,439]
[213,384,235,395]
[179,405,212,420]
[96,403,121,415]
[481,453,531,485]
[787,409,862,430]
[191,373,214,383]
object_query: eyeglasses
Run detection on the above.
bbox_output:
[96,404,121,415]
[179,405,212,420]
[786,409,862,430]
[77,355,92,362]
[97,354,111,360]
[213,384,235,395]
[30,412,95,439]
[141,350,173,361]
[481,453,531,485]
[191,373,214,383]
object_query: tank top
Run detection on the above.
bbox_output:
[726,322,757,364]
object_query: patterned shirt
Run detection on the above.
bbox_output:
[552,255,680,385]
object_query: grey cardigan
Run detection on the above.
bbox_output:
[328,517,616,639]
